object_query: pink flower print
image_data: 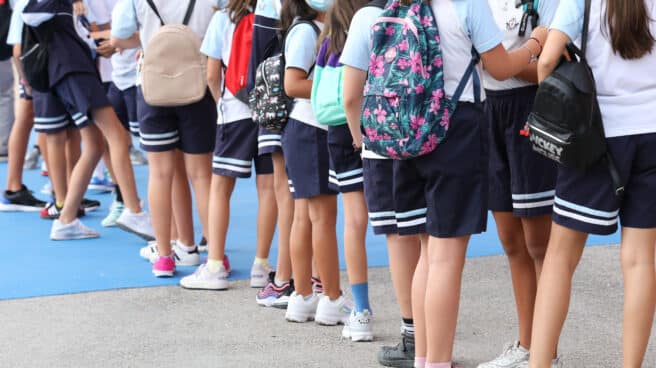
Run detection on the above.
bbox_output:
[420,134,438,155]
[364,83,370,94]
[365,127,380,142]
[389,1,399,9]
[389,97,400,108]
[414,84,425,94]
[388,123,398,130]
[385,47,398,63]
[397,58,411,70]
[410,4,420,14]
[431,89,444,104]
[410,115,426,130]
[383,89,397,98]
[386,147,399,159]
[385,25,396,36]
[433,56,443,68]
[430,101,441,113]
[373,25,381,32]
[374,104,388,123]
[410,52,423,73]
[398,137,409,147]
[399,39,409,52]
[440,108,450,128]
[399,79,409,86]
[421,15,434,27]
[364,108,371,119]
[435,35,440,43]
[369,55,385,77]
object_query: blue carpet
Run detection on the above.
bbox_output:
[0,158,621,300]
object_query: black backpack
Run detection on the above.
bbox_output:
[0,0,13,61]
[248,19,320,131]
[527,0,623,195]
[20,22,52,93]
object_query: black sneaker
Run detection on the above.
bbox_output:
[0,185,47,212]
[377,334,415,368]
[198,236,208,252]
[41,202,86,220]
[81,198,101,212]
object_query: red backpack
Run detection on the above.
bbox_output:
[225,12,255,104]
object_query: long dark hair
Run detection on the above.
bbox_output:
[227,0,257,23]
[279,0,318,35]
[319,0,369,57]
[605,0,655,59]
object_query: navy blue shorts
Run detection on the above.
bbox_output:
[393,103,488,238]
[258,127,283,155]
[554,133,656,235]
[213,119,273,178]
[487,86,557,217]
[328,124,364,193]
[107,84,139,137]
[282,119,337,199]
[363,158,399,235]
[32,72,109,134]
[137,88,217,154]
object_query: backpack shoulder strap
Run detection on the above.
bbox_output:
[581,0,591,56]
[182,0,196,26]
[451,47,481,106]
[145,0,165,26]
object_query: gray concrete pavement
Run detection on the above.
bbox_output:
[0,245,654,368]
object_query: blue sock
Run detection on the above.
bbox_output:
[351,282,371,312]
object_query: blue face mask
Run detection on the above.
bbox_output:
[305,0,333,11]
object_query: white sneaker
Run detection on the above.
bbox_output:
[180,264,229,290]
[140,241,200,266]
[342,309,374,342]
[50,219,100,240]
[315,294,352,326]
[478,341,529,368]
[516,357,562,368]
[250,261,274,288]
[285,292,319,323]
[116,209,155,241]
[101,200,124,227]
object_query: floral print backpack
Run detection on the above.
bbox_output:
[361,0,480,159]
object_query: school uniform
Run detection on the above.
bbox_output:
[549,0,656,235]
[281,20,336,199]
[484,0,559,217]
[111,0,217,154]
[340,5,400,235]
[201,10,273,178]
[22,0,110,134]
[250,1,283,155]
[388,0,504,238]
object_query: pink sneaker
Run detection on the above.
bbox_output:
[223,255,231,275]
[153,256,175,277]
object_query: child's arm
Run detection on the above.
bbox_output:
[111,32,140,50]
[207,57,223,103]
[284,68,313,99]
[343,66,367,150]
[537,30,570,83]
[481,26,547,81]
[515,62,538,84]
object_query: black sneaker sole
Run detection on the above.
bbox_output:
[0,203,44,212]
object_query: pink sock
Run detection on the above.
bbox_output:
[414,357,426,368]
[425,363,452,368]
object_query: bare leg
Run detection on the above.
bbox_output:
[494,211,537,348]
[256,173,277,259]
[207,175,236,262]
[45,130,69,205]
[172,151,194,246]
[183,152,212,244]
[388,234,421,319]
[307,195,340,300]
[5,98,34,191]
[412,235,429,360]
[65,128,81,180]
[425,235,469,363]
[272,152,293,281]
[522,214,552,280]
[343,191,369,286]
[147,150,177,257]
[529,223,587,368]
[290,199,313,296]
[621,227,656,368]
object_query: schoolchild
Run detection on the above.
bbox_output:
[529,1,656,367]
[111,0,217,276]
[477,0,559,367]
[22,0,152,240]
[280,0,350,328]
[180,0,279,290]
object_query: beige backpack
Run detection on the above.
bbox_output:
[141,0,207,107]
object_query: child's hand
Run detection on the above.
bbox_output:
[96,41,116,58]
[530,26,548,52]
[73,1,87,16]
[90,30,112,40]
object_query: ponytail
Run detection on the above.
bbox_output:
[606,0,655,59]
[227,0,257,24]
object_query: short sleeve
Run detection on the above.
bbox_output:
[7,0,27,45]
[466,0,504,53]
[340,7,381,71]
[284,23,319,73]
[255,0,280,19]
[200,11,228,59]
[111,0,138,39]
[549,0,584,41]
[87,0,111,25]
[537,0,559,27]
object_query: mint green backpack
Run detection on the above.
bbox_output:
[311,37,346,126]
